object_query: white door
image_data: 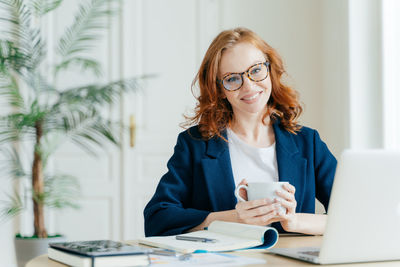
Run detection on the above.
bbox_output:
[119,0,221,240]
[49,0,123,241]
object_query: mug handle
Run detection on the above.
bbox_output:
[234,184,248,202]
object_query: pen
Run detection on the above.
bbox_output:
[151,249,177,256]
[175,235,217,243]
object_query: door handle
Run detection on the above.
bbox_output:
[129,115,136,148]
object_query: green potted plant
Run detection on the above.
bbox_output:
[0,0,139,266]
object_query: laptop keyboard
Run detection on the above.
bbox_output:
[300,251,320,257]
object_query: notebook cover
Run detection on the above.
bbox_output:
[49,240,152,257]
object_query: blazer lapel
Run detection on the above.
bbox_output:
[201,131,237,211]
[200,123,307,212]
[273,122,307,211]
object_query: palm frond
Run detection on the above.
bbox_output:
[37,102,118,156]
[74,118,118,146]
[0,110,43,144]
[0,72,25,109]
[42,77,142,151]
[58,77,142,108]
[43,173,80,209]
[59,108,118,151]
[37,77,139,153]
[55,0,118,76]
[29,0,63,16]
[0,188,24,222]
[39,132,63,168]
[0,113,35,144]
[18,71,57,102]
[0,0,45,71]
[54,57,102,77]
[0,144,29,179]
[0,127,23,143]
[0,40,30,73]
[0,0,25,33]
[0,67,56,111]
[69,135,99,156]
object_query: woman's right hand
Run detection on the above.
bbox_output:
[234,179,282,225]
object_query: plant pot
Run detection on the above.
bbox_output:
[14,235,66,267]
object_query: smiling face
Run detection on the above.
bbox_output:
[218,42,272,121]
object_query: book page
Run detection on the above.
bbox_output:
[208,221,274,241]
[139,221,278,253]
[140,230,260,253]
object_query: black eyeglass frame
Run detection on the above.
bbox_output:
[217,61,270,91]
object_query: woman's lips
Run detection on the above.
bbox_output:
[241,91,262,102]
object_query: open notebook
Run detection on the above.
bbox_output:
[139,220,278,254]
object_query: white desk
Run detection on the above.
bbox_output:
[26,235,400,266]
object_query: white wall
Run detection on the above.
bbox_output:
[383,0,400,149]
[321,0,385,156]
[348,0,383,149]
[321,0,350,157]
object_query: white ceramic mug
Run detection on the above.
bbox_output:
[234,182,289,214]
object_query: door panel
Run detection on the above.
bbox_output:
[120,0,220,239]
[50,0,121,241]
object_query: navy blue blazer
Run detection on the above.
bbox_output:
[144,121,337,236]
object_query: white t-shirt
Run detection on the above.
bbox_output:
[227,128,279,187]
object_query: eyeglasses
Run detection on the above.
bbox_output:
[218,61,270,91]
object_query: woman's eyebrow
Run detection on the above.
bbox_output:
[220,60,265,77]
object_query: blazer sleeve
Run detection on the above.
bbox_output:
[143,132,210,236]
[313,130,337,212]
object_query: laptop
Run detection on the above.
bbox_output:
[269,150,400,264]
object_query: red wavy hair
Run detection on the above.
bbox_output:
[184,27,303,140]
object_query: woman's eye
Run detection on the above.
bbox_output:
[226,75,240,83]
[251,67,261,75]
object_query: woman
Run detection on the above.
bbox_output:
[144,27,336,236]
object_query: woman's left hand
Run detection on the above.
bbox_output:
[274,183,298,232]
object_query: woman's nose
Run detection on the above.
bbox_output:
[241,75,255,91]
